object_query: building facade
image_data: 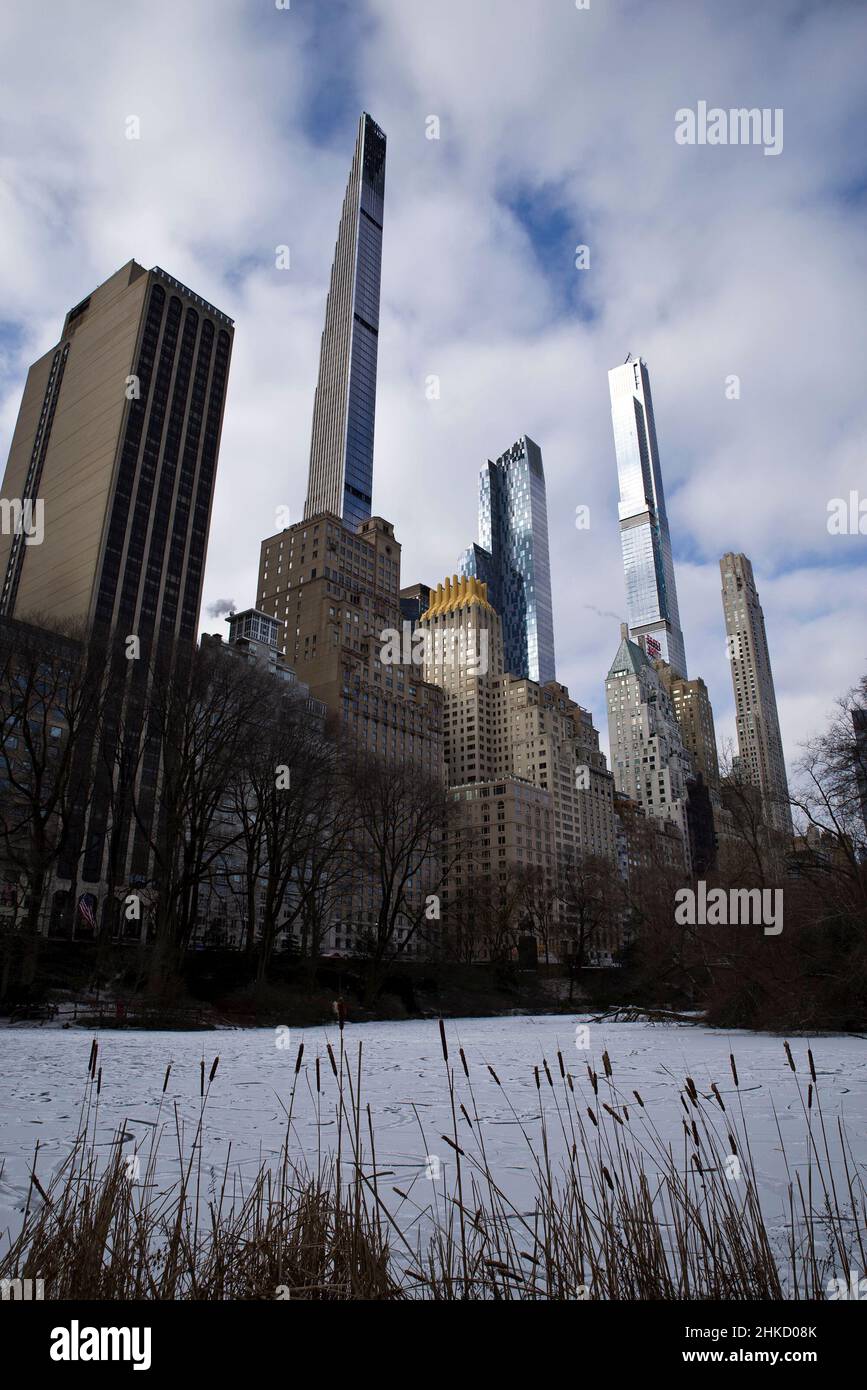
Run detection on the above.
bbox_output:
[609,355,687,677]
[459,435,556,685]
[606,625,692,871]
[720,552,792,836]
[257,511,443,774]
[303,113,386,531]
[418,574,617,960]
[0,260,233,643]
[656,667,720,793]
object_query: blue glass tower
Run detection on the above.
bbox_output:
[304,113,386,531]
[459,435,556,684]
[608,355,687,678]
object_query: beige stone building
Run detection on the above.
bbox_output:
[720,552,792,837]
[256,512,444,957]
[417,574,618,961]
[257,512,442,778]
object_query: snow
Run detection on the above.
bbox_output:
[1,1015,865,1270]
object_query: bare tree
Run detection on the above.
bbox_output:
[344,750,449,999]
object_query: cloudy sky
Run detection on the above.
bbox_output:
[1,0,865,774]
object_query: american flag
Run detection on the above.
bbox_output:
[77,893,97,929]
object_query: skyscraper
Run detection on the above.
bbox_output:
[459,435,556,684]
[304,113,386,531]
[606,625,693,871]
[0,259,234,645]
[655,665,721,793]
[720,552,792,835]
[609,355,687,678]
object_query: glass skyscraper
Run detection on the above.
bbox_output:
[304,113,386,531]
[460,435,556,684]
[608,355,687,678]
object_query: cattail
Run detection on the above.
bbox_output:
[602,1165,613,1190]
[543,1058,553,1089]
[460,1103,473,1129]
[294,1043,304,1075]
[808,1049,817,1084]
[459,1048,469,1079]
[711,1082,725,1112]
[691,1121,699,1146]
[691,1153,703,1175]
[685,1076,698,1103]
[603,1103,623,1126]
[587,1066,598,1096]
[88,1039,98,1079]
[727,1132,737,1154]
[162,1064,172,1094]
[567,1073,574,1092]
[315,1056,321,1094]
[487,1065,501,1086]
[587,1107,598,1127]
[680,1095,689,1114]
[209,1056,220,1084]
[438,1019,448,1063]
[96,1066,102,1096]
[784,1041,796,1073]
[557,1050,565,1079]
[326,1044,338,1078]
[729,1053,739,1088]
[200,1058,205,1097]
[602,1050,612,1078]
[807,1083,813,1110]
[632,1090,644,1108]
[533,1066,540,1091]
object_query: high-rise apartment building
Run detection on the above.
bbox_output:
[303,113,386,531]
[418,575,616,957]
[459,434,556,684]
[720,552,792,836]
[255,511,444,955]
[606,625,692,870]
[0,260,233,645]
[609,355,687,677]
[655,664,720,792]
[257,512,442,774]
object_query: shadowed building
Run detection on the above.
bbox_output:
[606,625,693,872]
[0,260,233,645]
[0,260,234,927]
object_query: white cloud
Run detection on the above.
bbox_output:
[1,0,865,780]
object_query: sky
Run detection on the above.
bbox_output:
[1,0,865,777]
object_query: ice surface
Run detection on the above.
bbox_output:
[1,1015,865,1269]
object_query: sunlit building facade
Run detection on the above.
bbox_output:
[609,355,687,678]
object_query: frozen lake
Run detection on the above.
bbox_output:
[2,1014,865,1270]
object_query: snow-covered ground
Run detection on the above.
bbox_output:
[1,1015,865,1268]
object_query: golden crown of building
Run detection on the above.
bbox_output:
[421,574,494,620]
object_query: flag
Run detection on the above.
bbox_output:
[77,893,97,929]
